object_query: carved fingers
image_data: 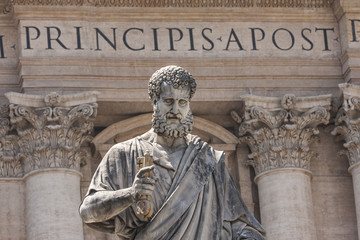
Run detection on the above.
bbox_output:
[132,165,156,200]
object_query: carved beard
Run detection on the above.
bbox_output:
[152,108,193,138]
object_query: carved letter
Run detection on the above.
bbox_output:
[94,28,117,51]
[272,28,295,51]
[250,27,265,51]
[187,28,197,51]
[74,26,84,50]
[224,28,244,51]
[0,36,5,58]
[202,28,214,51]
[45,26,69,50]
[350,19,360,42]
[301,28,313,51]
[315,27,334,51]
[152,28,160,51]
[24,26,40,50]
[123,28,145,51]
[168,28,183,51]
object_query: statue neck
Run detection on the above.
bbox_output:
[154,134,187,150]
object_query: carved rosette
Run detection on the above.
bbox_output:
[232,94,331,176]
[5,91,98,176]
[332,84,360,168]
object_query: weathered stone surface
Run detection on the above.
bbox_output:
[80,66,265,239]
[3,91,98,175]
[2,0,334,9]
[331,83,360,238]
[0,0,358,239]
[233,94,331,175]
[25,169,83,240]
[332,83,360,167]
[231,93,332,240]
[0,179,25,240]
[0,91,99,240]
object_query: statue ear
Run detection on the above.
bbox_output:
[152,99,158,108]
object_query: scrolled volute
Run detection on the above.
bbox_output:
[4,91,98,176]
[233,94,331,176]
[332,84,360,168]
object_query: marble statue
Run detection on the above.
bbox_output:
[79,66,265,240]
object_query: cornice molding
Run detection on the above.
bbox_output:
[3,0,335,12]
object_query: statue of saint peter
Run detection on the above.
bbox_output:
[80,66,265,240]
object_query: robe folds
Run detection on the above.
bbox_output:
[84,130,265,240]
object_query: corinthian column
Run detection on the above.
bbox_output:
[232,94,331,240]
[331,83,360,238]
[5,91,98,240]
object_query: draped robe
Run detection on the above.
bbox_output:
[84,130,265,239]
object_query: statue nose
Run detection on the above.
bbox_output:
[171,102,180,113]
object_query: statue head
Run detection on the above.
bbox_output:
[148,65,197,104]
[149,66,197,138]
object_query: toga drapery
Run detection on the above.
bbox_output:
[84,130,265,239]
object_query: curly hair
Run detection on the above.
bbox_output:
[148,66,197,103]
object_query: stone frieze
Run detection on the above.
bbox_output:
[3,0,334,12]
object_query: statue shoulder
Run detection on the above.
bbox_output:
[102,136,140,160]
[186,134,225,164]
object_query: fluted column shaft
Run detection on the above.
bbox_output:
[5,91,98,240]
[332,83,360,238]
[233,94,331,240]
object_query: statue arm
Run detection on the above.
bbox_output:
[79,187,135,223]
[79,165,156,224]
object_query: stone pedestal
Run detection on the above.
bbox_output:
[332,83,360,238]
[234,94,331,240]
[5,91,98,240]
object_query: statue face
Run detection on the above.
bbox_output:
[152,82,193,138]
[157,82,191,123]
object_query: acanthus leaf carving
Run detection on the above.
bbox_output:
[233,94,331,176]
[1,92,98,176]
[0,105,25,178]
[332,84,360,168]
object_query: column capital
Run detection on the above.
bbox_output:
[332,83,360,168]
[3,91,98,176]
[0,105,22,178]
[232,94,331,176]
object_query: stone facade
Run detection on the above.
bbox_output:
[0,0,359,239]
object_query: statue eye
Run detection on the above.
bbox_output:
[164,99,174,104]
[179,99,188,106]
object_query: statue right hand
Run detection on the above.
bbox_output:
[131,165,156,201]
